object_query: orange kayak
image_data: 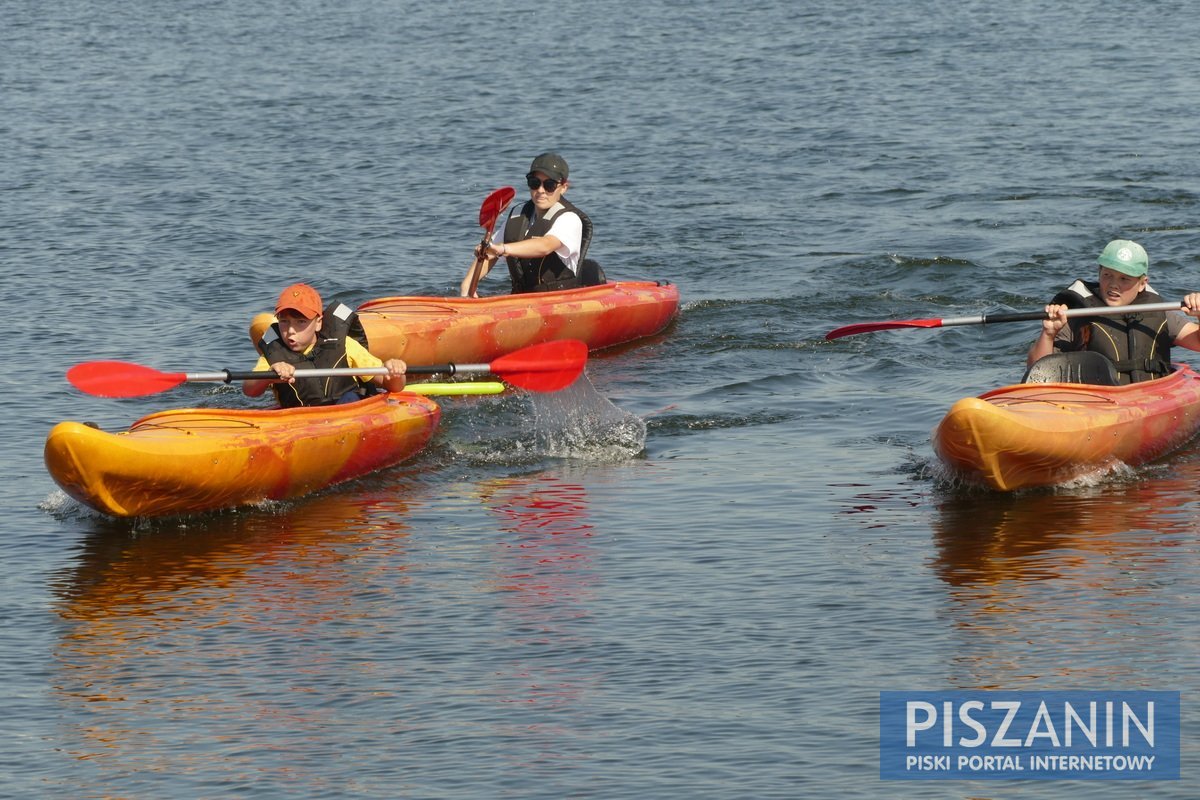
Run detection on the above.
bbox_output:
[355,280,679,364]
[44,393,440,517]
[932,365,1200,491]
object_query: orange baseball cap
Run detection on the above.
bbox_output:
[275,283,323,319]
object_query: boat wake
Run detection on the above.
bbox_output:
[917,454,1139,494]
[38,489,85,518]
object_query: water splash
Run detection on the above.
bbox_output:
[428,377,647,466]
[528,375,647,460]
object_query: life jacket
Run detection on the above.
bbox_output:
[257,302,376,407]
[503,199,602,293]
[1051,279,1172,384]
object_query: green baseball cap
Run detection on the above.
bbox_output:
[1097,239,1148,277]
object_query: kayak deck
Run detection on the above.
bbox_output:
[45,393,440,517]
[356,280,679,364]
[932,365,1200,490]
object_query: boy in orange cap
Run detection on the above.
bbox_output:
[243,283,407,406]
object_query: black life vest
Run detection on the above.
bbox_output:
[1051,280,1172,384]
[503,199,595,293]
[257,302,376,407]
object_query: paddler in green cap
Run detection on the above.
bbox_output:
[1028,239,1200,384]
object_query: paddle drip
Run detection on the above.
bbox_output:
[528,373,647,460]
[426,371,645,465]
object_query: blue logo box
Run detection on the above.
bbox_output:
[880,690,1179,780]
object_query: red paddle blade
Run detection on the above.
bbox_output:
[479,186,516,229]
[67,360,188,397]
[491,339,588,392]
[825,318,944,341]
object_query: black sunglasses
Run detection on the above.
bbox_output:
[526,175,562,192]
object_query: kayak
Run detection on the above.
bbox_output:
[44,392,440,518]
[932,364,1200,491]
[354,281,679,364]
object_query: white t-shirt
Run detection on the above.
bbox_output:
[492,204,583,272]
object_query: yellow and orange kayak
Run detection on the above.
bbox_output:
[44,392,440,517]
[355,281,679,364]
[932,365,1200,491]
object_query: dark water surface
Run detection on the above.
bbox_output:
[5,1,1200,797]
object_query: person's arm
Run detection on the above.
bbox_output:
[484,212,581,263]
[482,235,560,260]
[376,358,407,393]
[460,235,568,296]
[347,339,406,392]
[1027,304,1069,366]
[460,251,498,297]
[461,225,510,297]
[243,354,280,397]
[1171,293,1200,351]
[461,212,582,294]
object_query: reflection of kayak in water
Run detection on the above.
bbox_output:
[932,361,1200,491]
[354,281,680,365]
[55,491,418,621]
[44,393,440,518]
[930,488,1174,587]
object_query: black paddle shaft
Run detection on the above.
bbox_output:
[965,301,1185,328]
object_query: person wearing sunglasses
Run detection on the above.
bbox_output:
[460,152,605,296]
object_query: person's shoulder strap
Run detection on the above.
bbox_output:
[1133,287,1165,305]
[541,202,566,223]
[558,198,592,263]
[1052,279,1100,308]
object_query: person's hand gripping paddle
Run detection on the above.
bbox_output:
[464,186,516,298]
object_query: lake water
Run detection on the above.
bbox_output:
[5,1,1200,797]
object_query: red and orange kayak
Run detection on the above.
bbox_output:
[355,281,679,364]
[933,365,1200,491]
[44,392,440,517]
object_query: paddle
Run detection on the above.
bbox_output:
[825,301,1187,341]
[465,186,516,298]
[68,339,588,398]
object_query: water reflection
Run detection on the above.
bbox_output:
[476,473,602,770]
[48,466,609,792]
[49,478,424,792]
[929,460,1200,688]
[56,487,419,622]
[931,477,1198,587]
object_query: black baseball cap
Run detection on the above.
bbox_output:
[527,152,569,182]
